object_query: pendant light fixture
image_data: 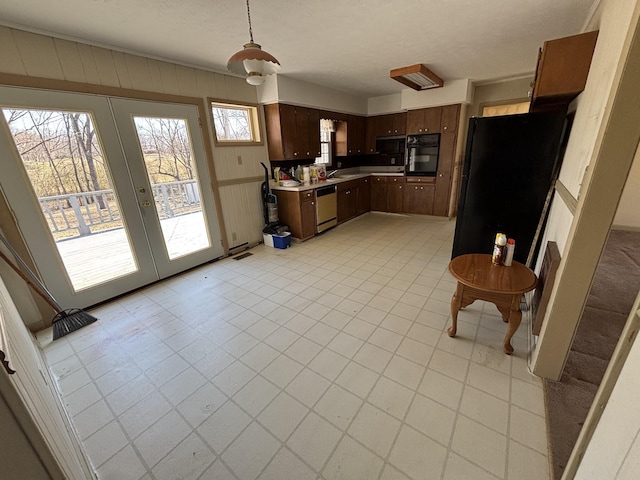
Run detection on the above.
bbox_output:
[227,0,281,86]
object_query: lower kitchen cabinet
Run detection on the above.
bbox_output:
[433,173,451,217]
[387,184,404,213]
[404,179,435,215]
[337,180,358,224]
[387,176,404,213]
[273,189,317,240]
[357,177,371,215]
[370,176,388,211]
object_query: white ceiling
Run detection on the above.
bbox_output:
[0,0,599,98]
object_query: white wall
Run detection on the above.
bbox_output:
[258,75,368,114]
[261,75,473,116]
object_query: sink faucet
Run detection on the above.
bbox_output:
[327,170,338,179]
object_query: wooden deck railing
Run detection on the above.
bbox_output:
[39,179,200,238]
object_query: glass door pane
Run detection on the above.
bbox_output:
[109,98,224,280]
[131,116,210,260]
[1,108,138,292]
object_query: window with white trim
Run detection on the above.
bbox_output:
[210,100,261,144]
[315,119,334,165]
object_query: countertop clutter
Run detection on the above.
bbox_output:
[270,170,403,192]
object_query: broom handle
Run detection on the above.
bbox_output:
[0,249,61,312]
[0,234,62,311]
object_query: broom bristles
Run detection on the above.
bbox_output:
[52,309,98,340]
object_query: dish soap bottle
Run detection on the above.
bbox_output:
[295,165,303,182]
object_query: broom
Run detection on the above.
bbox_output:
[0,234,97,340]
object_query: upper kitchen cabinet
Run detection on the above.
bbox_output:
[530,30,599,112]
[336,115,366,156]
[406,107,442,134]
[365,113,407,153]
[264,103,321,161]
[440,104,460,133]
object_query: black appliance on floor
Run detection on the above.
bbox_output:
[452,111,568,266]
[260,162,289,235]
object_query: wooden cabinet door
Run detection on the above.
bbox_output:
[403,184,435,215]
[407,107,442,134]
[393,112,407,135]
[422,107,442,133]
[300,198,317,238]
[365,116,380,154]
[433,173,451,217]
[438,132,456,176]
[388,184,404,213]
[440,104,460,133]
[357,177,371,214]
[307,107,320,158]
[347,115,365,155]
[279,104,298,159]
[406,110,424,135]
[370,176,387,211]
[338,182,357,223]
[274,190,302,238]
[531,31,598,106]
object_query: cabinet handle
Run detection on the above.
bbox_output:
[420,186,424,190]
[311,202,315,205]
[443,126,448,130]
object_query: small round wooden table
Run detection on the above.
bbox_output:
[447,254,537,355]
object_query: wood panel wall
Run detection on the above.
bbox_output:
[0,26,267,253]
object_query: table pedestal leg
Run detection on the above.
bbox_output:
[448,282,464,338]
[503,295,522,355]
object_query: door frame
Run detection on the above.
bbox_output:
[0,74,228,315]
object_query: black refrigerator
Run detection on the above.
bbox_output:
[452,111,568,266]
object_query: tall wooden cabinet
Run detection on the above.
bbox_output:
[433,104,460,216]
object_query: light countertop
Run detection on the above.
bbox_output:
[270,171,404,192]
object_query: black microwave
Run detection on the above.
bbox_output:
[376,136,406,155]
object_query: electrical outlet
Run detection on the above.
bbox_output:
[337,161,342,168]
[391,158,395,165]
[237,155,242,165]
[232,232,237,241]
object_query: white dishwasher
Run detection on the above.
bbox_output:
[315,184,337,233]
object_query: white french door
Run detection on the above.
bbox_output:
[0,86,223,309]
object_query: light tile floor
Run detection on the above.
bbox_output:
[38,212,550,480]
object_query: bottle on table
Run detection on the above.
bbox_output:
[504,238,515,266]
[492,233,507,265]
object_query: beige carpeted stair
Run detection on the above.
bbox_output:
[544,229,640,480]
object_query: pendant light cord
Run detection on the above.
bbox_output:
[246,0,254,43]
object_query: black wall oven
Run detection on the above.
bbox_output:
[406,133,440,176]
